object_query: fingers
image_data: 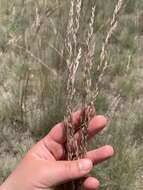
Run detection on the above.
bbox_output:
[49,159,100,189]
[42,138,65,160]
[88,115,107,138]
[74,115,107,142]
[48,113,107,145]
[41,111,108,161]
[48,110,81,144]
[83,177,100,190]
[46,159,93,187]
[86,145,114,164]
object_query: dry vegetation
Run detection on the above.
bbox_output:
[0,0,143,190]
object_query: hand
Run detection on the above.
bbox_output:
[1,111,114,190]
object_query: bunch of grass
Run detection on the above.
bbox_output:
[64,0,82,161]
[64,0,124,189]
[79,5,96,158]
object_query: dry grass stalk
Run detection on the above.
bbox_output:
[97,0,124,72]
[65,0,82,161]
[12,43,57,77]
[63,1,82,189]
[105,53,131,125]
[63,4,96,190]
[32,6,60,34]
[84,6,96,105]
[64,1,124,189]
[92,0,124,103]
[79,5,96,158]
[106,95,121,122]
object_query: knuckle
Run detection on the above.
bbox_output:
[64,161,80,177]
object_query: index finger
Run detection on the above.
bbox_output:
[47,111,107,145]
[47,110,82,144]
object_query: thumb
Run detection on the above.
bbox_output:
[47,159,93,187]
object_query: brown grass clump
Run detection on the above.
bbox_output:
[64,0,82,162]
[63,0,124,189]
[65,0,124,160]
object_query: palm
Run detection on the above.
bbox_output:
[1,111,114,190]
[27,111,113,189]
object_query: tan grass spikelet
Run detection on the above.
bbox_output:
[65,0,82,161]
[79,5,96,158]
[92,0,124,104]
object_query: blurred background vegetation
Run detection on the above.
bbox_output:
[0,0,143,189]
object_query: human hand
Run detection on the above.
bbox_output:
[1,111,114,190]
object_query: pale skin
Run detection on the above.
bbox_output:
[0,111,114,190]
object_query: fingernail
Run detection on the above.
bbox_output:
[79,159,93,173]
